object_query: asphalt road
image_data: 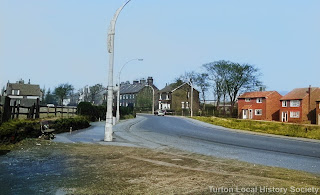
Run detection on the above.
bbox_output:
[55,114,320,174]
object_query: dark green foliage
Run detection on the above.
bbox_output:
[0,119,40,144]
[51,117,90,134]
[120,106,135,119]
[77,102,106,121]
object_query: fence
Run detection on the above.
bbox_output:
[0,97,77,123]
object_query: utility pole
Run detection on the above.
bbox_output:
[105,0,131,142]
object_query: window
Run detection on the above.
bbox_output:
[181,102,185,109]
[282,101,287,107]
[290,111,300,118]
[186,102,189,109]
[166,93,169,100]
[11,89,20,95]
[159,93,162,100]
[120,95,122,100]
[290,100,300,107]
[245,98,251,102]
[255,109,262,115]
[256,98,263,103]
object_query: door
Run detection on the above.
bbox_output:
[318,114,320,125]
[243,110,248,119]
[249,109,253,119]
[282,112,288,122]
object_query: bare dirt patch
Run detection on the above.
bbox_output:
[1,139,319,194]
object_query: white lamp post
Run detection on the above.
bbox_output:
[145,84,155,115]
[105,0,131,142]
[116,58,143,122]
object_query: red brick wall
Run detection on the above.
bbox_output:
[280,100,303,123]
[316,101,320,125]
[238,98,267,120]
[265,92,282,121]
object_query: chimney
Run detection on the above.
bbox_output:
[28,79,30,84]
[147,77,153,85]
[133,80,139,84]
[140,78,146,84]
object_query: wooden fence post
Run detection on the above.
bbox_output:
[2,97,11,122]
[35,98,40,119]
[55,106,57,117]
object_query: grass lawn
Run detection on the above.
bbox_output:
[193,116,320,140]
[2,139,319,194]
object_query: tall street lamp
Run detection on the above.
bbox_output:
[116,58,143,122]
[105,0,131,142]
[145,84,155,115]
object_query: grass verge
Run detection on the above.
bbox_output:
[4,139,319,194]
[193,116,320,140]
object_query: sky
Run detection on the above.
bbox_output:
[1,0,319,98]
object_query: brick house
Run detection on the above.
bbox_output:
[316,99,320,125]
[280,87,320,124]
[158,82,199,114]
[238,91,282,121]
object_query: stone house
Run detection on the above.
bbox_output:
[116,77,158,109]
[4,80,42,107]
[158,82,200,114]
[238,91,282,121]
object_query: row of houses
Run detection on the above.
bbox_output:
[115,77,200,113]
[238,86,320,125]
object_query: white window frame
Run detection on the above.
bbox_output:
[186,102,189,109]
[282,100,287,107]
[255,109,262,115]
[290,111,300,118]
[181,102,185,109]
[256,98,263,103]
[245,98,251,102]
[120,95,122,100]
[290,100,300,107]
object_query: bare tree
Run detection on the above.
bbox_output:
[193,73,210,111]
[204,60,262,116]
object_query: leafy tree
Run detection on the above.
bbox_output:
[54,83,74,106]
[89,84,104,104]
[204,60,262,116]
[136,87,153,110]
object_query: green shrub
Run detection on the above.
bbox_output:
[77,102,106,121]
[0,119,40,144]
[52,116,90,134]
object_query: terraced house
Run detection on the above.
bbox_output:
[117,77,158,109]
[238,91,282,121]
[280,86,320,124]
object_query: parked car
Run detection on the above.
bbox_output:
[157,110,165,116]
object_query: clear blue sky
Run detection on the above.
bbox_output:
[1,0,319,97]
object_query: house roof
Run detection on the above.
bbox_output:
[159,82,199,93]
[238,91,277,99]
[7,83,41,96]
[120,83,158,94]
[280,87,318,100]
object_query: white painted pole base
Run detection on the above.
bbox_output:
[104,122,113,141]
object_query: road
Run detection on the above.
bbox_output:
[55,114,320,174]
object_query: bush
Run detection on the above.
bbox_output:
[77,102,106,121]
[51,116,90,134]
[0,119,40,144]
